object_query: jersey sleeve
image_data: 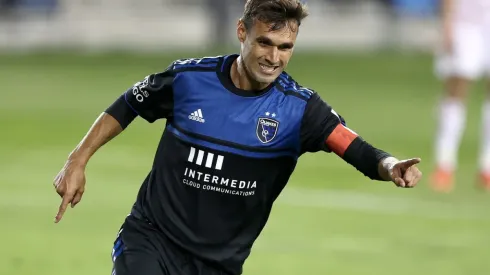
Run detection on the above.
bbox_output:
[300,92,347,153]
[123,67,175,123]
[300,92,393,181]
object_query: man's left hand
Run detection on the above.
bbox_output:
[389,158,423,188]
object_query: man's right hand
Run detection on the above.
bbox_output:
[51,113,126,223]
[53,159,86,223]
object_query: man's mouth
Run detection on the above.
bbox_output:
[259,63,279,74]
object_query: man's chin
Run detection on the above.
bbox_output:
[253,73,280,86]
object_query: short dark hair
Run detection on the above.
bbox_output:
[241,0,309,32]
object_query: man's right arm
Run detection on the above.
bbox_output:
[69,70,176,166]
[53,69,175,223]
[66,112,126,168]
[53,110,127,223]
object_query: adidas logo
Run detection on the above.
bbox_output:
[188,109,205,123]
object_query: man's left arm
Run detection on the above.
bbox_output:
[300,93,422,188]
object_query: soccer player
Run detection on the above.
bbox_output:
[432,0,490,192]
[53,1,422,274]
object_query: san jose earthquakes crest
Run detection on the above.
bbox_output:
[256,117,279,143]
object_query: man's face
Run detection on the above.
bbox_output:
[237,19,298,86]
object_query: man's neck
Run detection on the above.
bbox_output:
[231,56,268,91]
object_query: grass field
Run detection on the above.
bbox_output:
[1,51,490,275]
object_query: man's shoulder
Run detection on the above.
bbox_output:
[166,55,226,73]
[275,71,316,102]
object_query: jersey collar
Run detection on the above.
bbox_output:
[217,54,276,97]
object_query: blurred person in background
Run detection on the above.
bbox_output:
[432,0,490,192]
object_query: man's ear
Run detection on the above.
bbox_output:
[237,19,246,43]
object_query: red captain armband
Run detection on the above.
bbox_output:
[325,124,358,157]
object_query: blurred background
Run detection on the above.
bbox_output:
[1,1,489,275]
[0,0,441,51]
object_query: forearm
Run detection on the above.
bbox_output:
[333,137,393,181]
[68,113,123,167]
[68,95,137,166]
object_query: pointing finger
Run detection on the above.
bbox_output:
[55,192,74,223]
[401,158,421,168]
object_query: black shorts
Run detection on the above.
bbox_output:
[111,214,230,275]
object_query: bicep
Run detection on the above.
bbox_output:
[300,93,346,153]
[104,94,138,129]
[324,123,359,157]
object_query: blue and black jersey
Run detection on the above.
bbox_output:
[106,54,390,274]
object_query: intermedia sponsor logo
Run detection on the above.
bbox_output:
[183,147,257,197]
[187,147,223,170]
